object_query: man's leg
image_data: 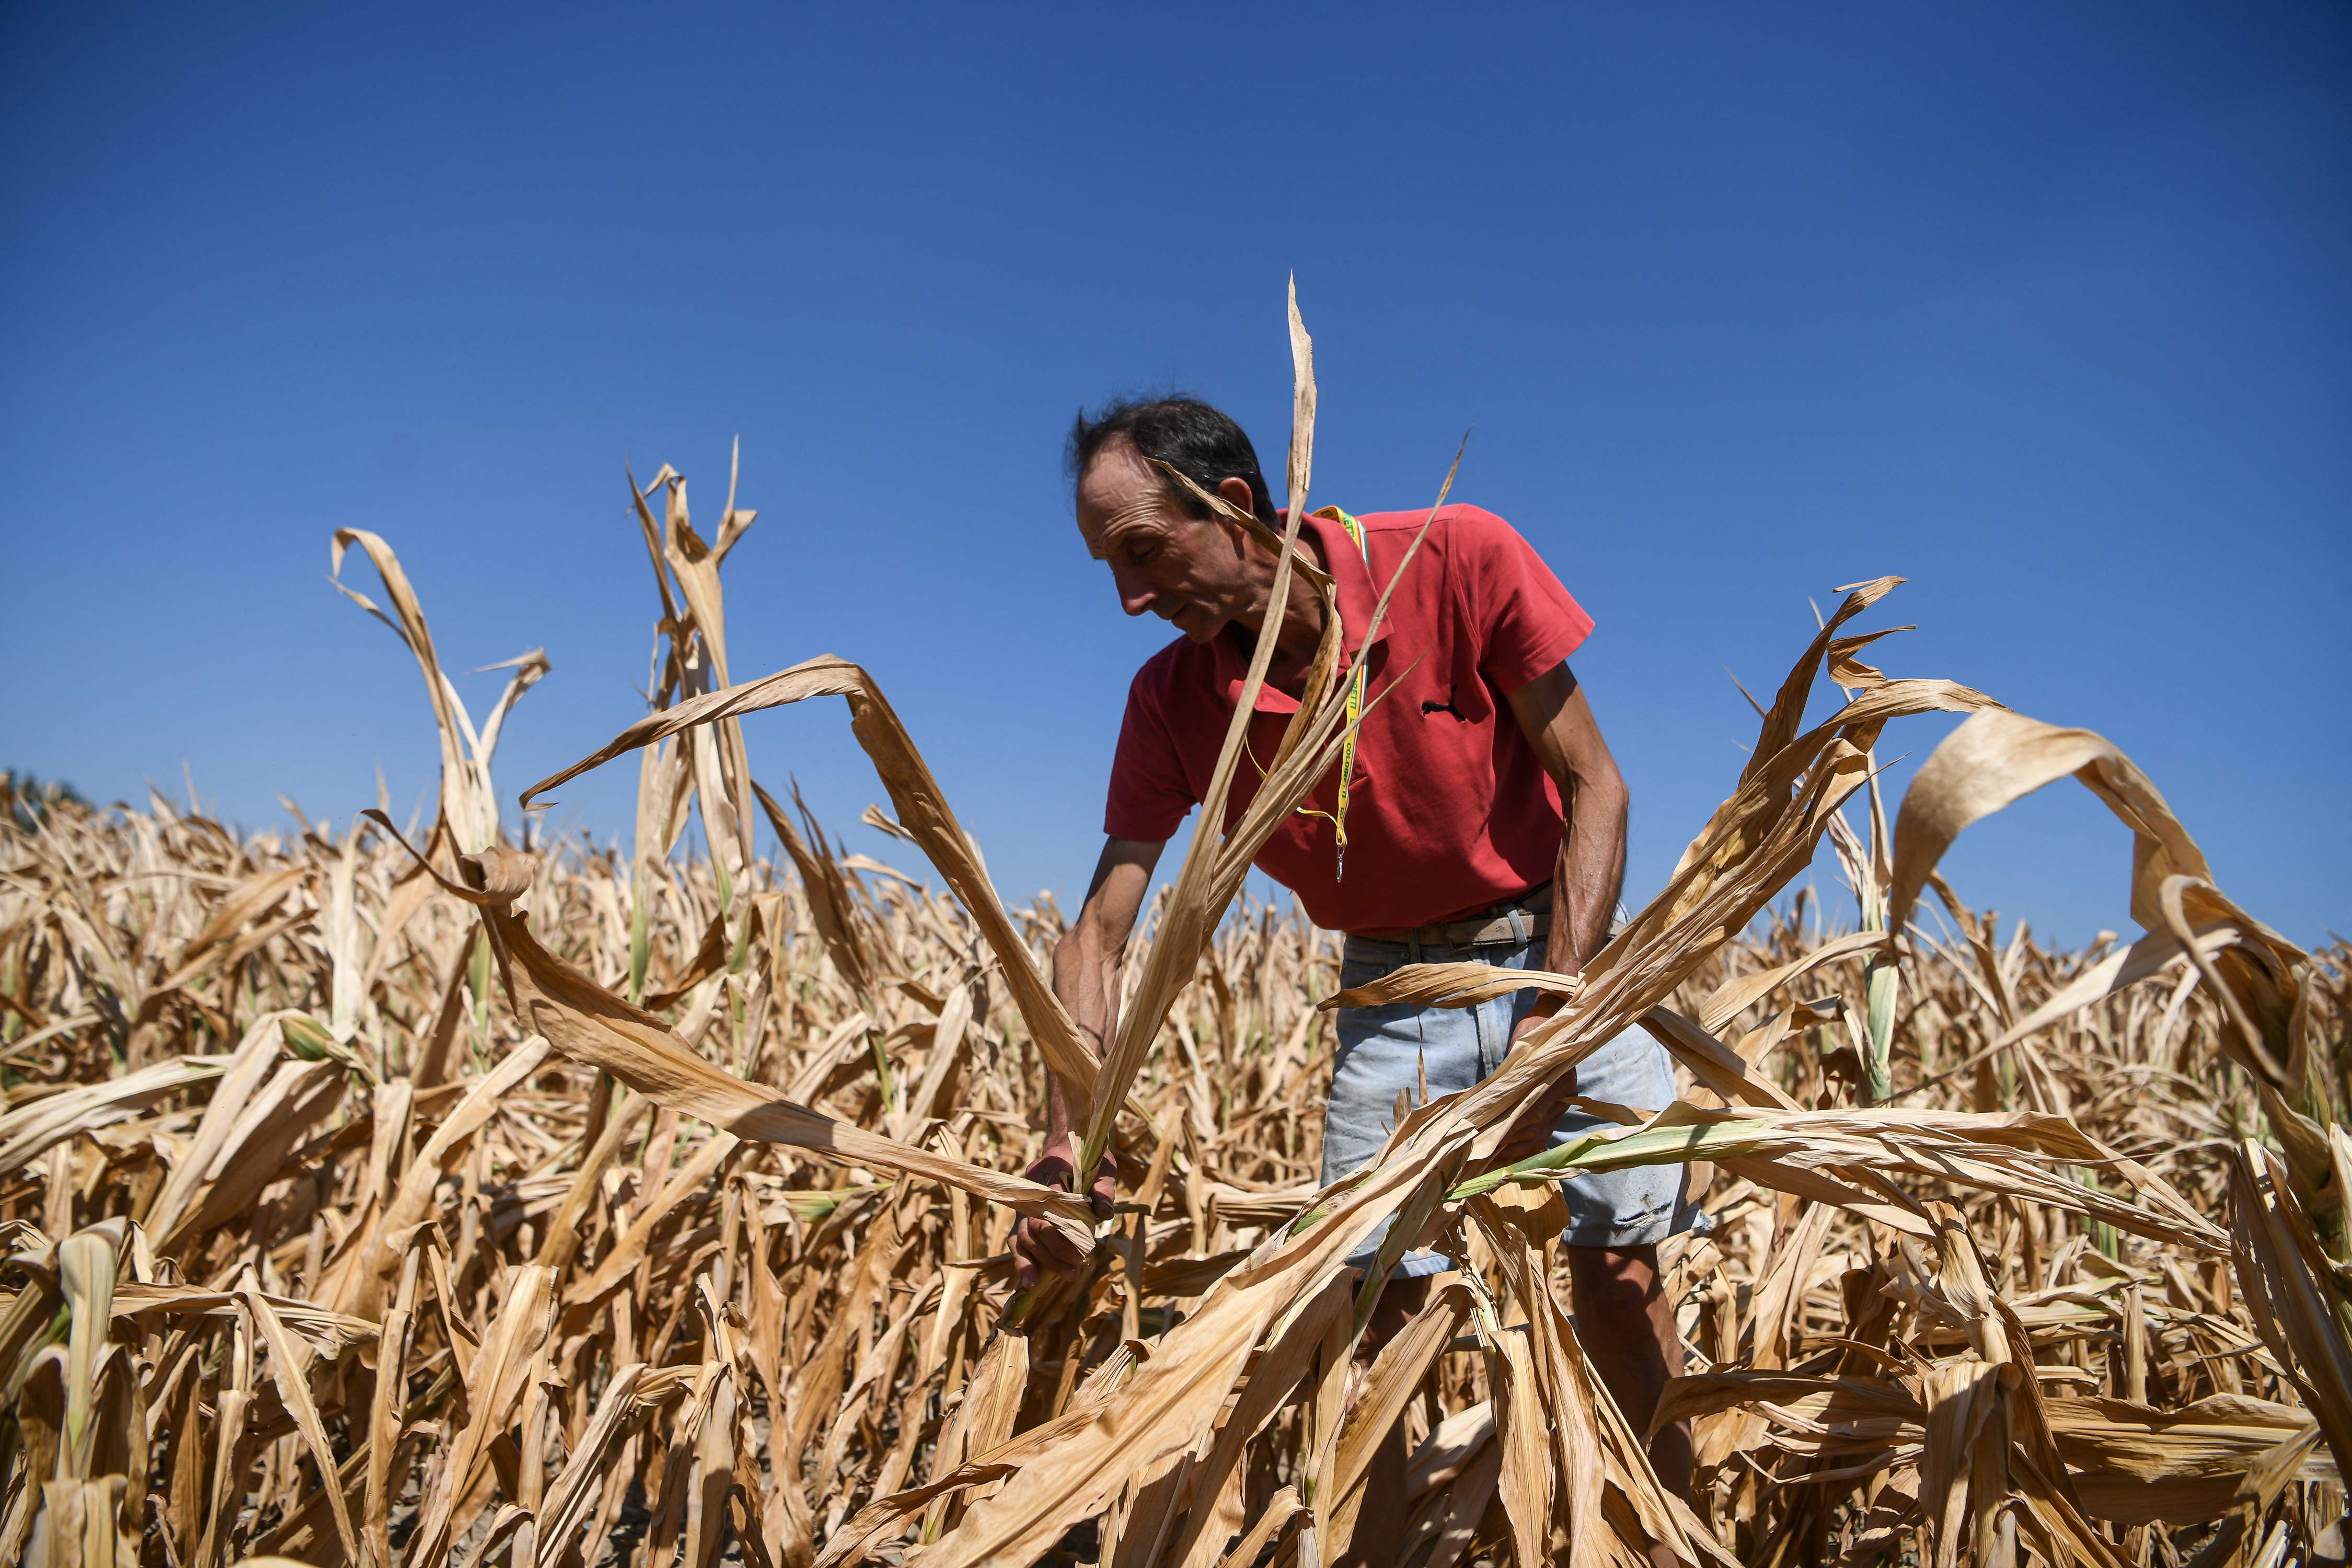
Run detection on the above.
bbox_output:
[1566,1242,1691,1495]
[1321,936,1483,1568]
[1335,1274,1430,1568]
[1346,1250,1688,1568]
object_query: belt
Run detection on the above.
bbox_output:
[1355,882,1552,950]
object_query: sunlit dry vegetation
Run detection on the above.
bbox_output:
[3,300,2346,1566]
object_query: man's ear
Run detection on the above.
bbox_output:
[1215,475,1258,527]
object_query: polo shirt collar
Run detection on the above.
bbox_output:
[1306,507,1392,664]
[1216,508,1390,716]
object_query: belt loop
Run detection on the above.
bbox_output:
[1507,908,1527,947]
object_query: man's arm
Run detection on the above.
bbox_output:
[1012,834,1163,1286]
[1490,662,1626,1161]
[1505,661,1628,985]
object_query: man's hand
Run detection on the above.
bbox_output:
[1494,1004,1578,1166]
[1010,1133,1116,1288]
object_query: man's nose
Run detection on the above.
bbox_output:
[1112,566,1155,617]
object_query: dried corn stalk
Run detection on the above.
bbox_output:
[0,299,2344,1567]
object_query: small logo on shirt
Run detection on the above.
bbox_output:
[1421,684,1468,723]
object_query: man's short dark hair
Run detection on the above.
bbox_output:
[1066,396,1278,526]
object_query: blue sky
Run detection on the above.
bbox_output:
[4,4,2346,949]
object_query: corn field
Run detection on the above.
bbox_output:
[4,301,2347,1568]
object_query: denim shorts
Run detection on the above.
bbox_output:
[1321,929,1704,1277]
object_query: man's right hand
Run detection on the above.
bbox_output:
[1011,1133,1117,1287]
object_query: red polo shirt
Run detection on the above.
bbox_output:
[1102,504,1595,932]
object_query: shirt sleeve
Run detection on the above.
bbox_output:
[1458,507,1596,690]
[1102,667,1197,843]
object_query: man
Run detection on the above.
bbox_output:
[1012,396,1694,1561]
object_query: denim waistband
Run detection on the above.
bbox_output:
[1341,927,1541,966]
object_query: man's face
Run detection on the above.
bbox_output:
[1074,440,1256,643]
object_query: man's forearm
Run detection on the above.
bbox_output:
[1502,667,1626,985]
[1045,928,1116,1141]
[1546,773,1628,977]
[1038,837,1159,1147]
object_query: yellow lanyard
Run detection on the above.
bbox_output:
[1303,506,1369,881]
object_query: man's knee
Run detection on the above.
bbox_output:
[1358,1271,1431,1361]
[1566,1242,1662,1322]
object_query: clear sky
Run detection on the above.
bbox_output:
[5,4,2346,949]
